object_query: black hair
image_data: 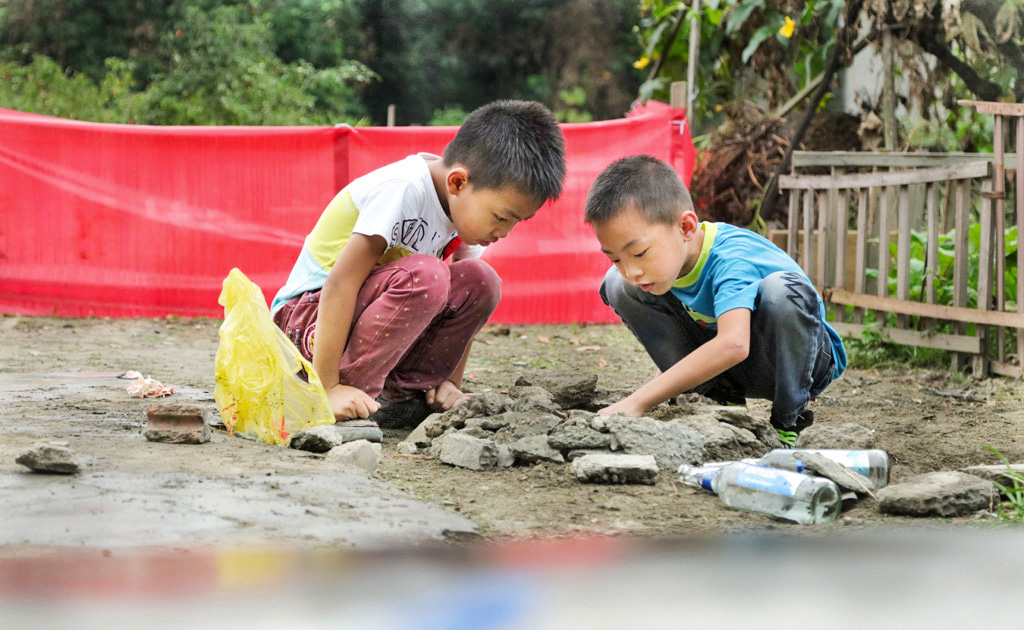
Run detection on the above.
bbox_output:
[443,100,566,204]
[584,154,694,225]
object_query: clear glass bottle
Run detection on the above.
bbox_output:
[679,462,841,524]
[755,449,890,489]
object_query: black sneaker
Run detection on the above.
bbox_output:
[770,409,814,448]
[367,395,433,429]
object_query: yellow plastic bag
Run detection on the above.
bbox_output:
[214,268,334,445]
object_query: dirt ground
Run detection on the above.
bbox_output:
[2,314,1023,547]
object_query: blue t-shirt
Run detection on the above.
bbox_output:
[670,222,847,380]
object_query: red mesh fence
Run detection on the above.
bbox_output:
[0,102,693,322]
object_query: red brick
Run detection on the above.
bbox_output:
[145,403,211,444]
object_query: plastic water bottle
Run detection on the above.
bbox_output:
[755,449,890,489]
[678,462,841,524]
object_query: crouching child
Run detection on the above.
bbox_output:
[272,101,567,427]
[585,155,846,446]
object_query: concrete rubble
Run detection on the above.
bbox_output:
[877,471,996,517]
[572,453,658,485]
[324,439,381,474]
[15,443,80,474]
[290,422,383,453]
[409,381,786,477]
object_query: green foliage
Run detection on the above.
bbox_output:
[982,445,1024,521]
[635,0,845,133]
[554,86,593,123]
[428,107,470,126]
[0,2,374,125]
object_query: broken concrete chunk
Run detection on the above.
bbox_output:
[397,441,418,455]
[547,418,612,450]
[510,435,565,464]
[405,419,433,448]
[496,444,515,468]
[145,403,211,444]
[794,451,875,496]
[324,440,380,474]
[15,443,80,474]
[515,372,598,408]
[572,453,658,485]
[606,416,705,470]
[877,471,994,517]
[674,413,761,462]
[464,415,513,432]
[290,425,343,452]
[438,433,498,471]
[961,463,1024,488]
[491,411,562,444]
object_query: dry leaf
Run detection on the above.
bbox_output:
[577,345,602,352]
[598,359,608,367]
[538,336,550,343]
[569,338,581,345]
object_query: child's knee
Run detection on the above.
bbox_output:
[599,266,631,308]
[401,255,451,311]
[449,258,501,312]
[758,271,820,321]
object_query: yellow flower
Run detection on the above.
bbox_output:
[634,56,650,69]
[779,16,795,38]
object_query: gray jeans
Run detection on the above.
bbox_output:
[599,267,835,428]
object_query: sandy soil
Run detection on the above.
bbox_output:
[2,314,1023,547]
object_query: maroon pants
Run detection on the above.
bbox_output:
[273,255,500,402]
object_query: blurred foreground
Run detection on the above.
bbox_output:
[2,531,1019,629]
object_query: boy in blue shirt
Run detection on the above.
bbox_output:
[585,155,846,446]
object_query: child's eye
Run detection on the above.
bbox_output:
[494,214,508,223]
[634,249,648,258]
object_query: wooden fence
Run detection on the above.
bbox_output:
[776,101,1024,376]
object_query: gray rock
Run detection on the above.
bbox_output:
[460,392,515,417]
[877,471,995,517]
[324,440,380,474]
[674,413,762,462]
[438,433,498,471]
[547,417,612,450]
[567,448,613,461]
[16,444,80,474]
[491,411,562,444]
[497,444,515,468]
[961,464,1024,489]
[714,408,782,448]
[515,372,598,408]
[509,435,565,464]
[405,419,433,447]
[796,422,876,449]
[464,415,513,431]
[458,426,492,440]
[606,416,705,470]
[290,425,343,453]
[572,454,658,485]
[291,423,383,452]
[794,451,875,496]
[396,441,418,455]
[507,385,562,414]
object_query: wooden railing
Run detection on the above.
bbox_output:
[776,101,1024,376]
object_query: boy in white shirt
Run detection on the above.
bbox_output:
[273,101,566,427]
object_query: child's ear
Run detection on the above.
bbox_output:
[446,167,470,196]
[679,210,700,238]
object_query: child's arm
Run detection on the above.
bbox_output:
[425,341,474,411]
[313,233,388,420]
[599,308,752,417]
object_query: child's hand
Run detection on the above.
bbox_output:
[597,396,646,418]
[426,380,467,411]
[327,384,381,420]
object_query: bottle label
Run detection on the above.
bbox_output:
[690,465,721,491]
[733,465,801,497]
